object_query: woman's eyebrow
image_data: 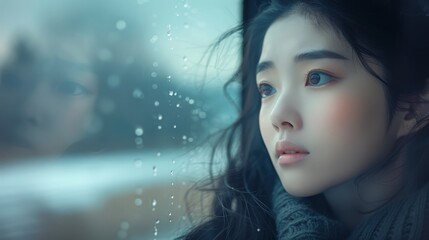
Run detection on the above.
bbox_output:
[256,61,274,74]
[256,50,348,74]
[295,50,348,62]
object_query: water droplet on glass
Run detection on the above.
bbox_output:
[172,160,176,164]
[135,137,143,145]
[133,88,144,98]
[188,137,194,143]
[154,226,158,236]
[154,101,160,106]
[135,198,143,206]
[150,35,159,43]
[199,111,207,119]
[152,62,159,67]
[151,72,158,78]
[153,166,157,176]
[189,99,195,104]
[158,115,163,120]
[169,91,174,96]
[157,125,162,130]
[170,170,174,176]
[183,56,188,62]
[176,103,180,108]
[167,75,172,79]
[116,20,127,30]
[169,212,172,216]
[135,127,144,136]
[134,159,143,168]
[152,84,158,90]
[184,22,190,29]
[173,125,177,129]
[169,219,172,223]
[182,135,187,140]
[257,228,261,232]
[156,152,161,157]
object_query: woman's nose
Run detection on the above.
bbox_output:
[270,92,302,132]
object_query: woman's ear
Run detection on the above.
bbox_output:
[396,78,429,138]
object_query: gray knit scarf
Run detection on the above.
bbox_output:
[272,180,429,239]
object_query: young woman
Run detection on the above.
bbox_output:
[181,0,429,239]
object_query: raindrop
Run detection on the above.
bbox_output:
[152,84,158,90]
[257,228,261,232]
[121,221,130,230]
[152,199,157,206]
[173,125,177,129]
[116,20,127,30]
[182,135,187,140]
[153,166,157,176]
[154,226,158,236]
[134,198,143,206]
[132,88,144,98]
[183,56,188,62]
[172,160,176,164]
[153,62,159,67]
[156,152,161,157]
[157,125,162,130]
[155,219,160,224]
[189,99,195,104]
[150,35,159,43]
[151,72,158,78]
[184,22,190,29]
[167,75,172,79]
[184,1,190,8]
[169,219,172,223]
[170,170,174,176]
[169,212,172,216]
[134,137,143,145]
[135,127,144,136]
[188,137,194,143]
[158,115,163,120]
[176,103,180,108]
[169,91,174,96]
[134,159,143,168]
[171,195,174,200]
[199,112,207,119]
[154,101,160,106]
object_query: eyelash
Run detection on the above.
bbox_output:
[257,70,337,98]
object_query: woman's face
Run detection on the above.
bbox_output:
[0,56,98,159]
[257,14,405,197]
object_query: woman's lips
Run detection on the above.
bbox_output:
[278,153,308,165]
[275,140,309,165]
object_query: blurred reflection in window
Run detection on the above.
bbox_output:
[0,0,240,239]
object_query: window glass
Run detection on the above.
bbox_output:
[0,0,240,239]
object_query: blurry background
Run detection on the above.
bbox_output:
[0,0,241,239]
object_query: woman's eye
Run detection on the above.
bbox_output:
[54,81,90,96]
[257,83,276,98]
[305,71,335,87]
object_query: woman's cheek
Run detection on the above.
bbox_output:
[311,94,365,141]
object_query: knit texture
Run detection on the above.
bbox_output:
[272,180,429,240]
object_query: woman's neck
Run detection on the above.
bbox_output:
[323,156,404,230]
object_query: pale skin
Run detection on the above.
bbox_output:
[257,13,426,229]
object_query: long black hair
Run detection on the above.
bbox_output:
[180,0,429,239]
